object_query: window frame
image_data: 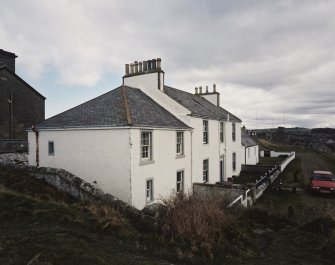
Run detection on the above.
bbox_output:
[145,178,154,203]
[176,131,184,156]
[176,170,184,193]
[141,131,152,161]
[232,152,236,171]
[203,159,209,182]
[220,121,224,142]
[48,141,54,156]
[203,120,209,144]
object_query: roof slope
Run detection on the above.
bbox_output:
[241,130,257,147]
[0,66,46,100]
[163,85,241,122]
[36,86,189,129]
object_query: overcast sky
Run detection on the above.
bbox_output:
[1,0,335,129]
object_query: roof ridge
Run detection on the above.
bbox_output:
[121,85,133,126]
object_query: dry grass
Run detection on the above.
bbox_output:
[159,193,241,257]
[83,202,128,232]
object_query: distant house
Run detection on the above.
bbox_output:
[28,58,242,209]
[241,129,259,165]
[0,49,45,151]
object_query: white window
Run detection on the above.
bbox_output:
[176,170,184,192]
[48,141,54,156]
[203,120,208,144]
[146,179,153,203]
[232,123,236,142]
[203,159,209,182]
[232,152,236,171]
[220,122,224,142]
[176,131,184,155]
[141,131,152,160]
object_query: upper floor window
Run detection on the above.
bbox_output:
[48,141,54,156]
[203,159,209,182]
[176,170,184,193]
[203,120,208,144]
[232,123,236,142]
[141,131,152,160]
[232,152,236,171]
[220,122,224,142]
[176,131,184,155]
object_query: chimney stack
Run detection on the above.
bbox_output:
[199,86,202,94]
[123,58,164,77]
[0,49,17,73]
[213,84,216,92]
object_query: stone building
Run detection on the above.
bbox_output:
[0,49,45,152]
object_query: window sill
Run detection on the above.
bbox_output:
[175,154,185,159]
[139,160,155,166]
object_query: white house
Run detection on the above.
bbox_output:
[28,58,242,209]
[241,129,259,165]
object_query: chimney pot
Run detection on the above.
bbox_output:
[213,84,216,92]
[157,58,161,69]
[195,87,198,94]
[147,60,152,70]
[143,61,148,71]
[125,64,130,75]
[130,63,134,74]
[134,61,139,73]
[206,86,209,93]
[152,59,157,69]
[199,86,202,94]
[139,62,143,72]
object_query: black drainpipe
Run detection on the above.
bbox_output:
[32,125,39,167]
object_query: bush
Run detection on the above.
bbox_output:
[159,193,241,257]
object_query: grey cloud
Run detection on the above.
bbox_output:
[0,0,334,128]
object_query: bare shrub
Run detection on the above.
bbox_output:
[159,192,242,257]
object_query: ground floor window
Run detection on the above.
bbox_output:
[48,141,54,156]
[176,170,184,192]
[203,159,209,182]
[146,179,153,203]
[232,152,236,171]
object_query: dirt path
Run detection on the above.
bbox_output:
[296,152,330,184]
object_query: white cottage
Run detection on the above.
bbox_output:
[28,59,242,209]
[241,129,259,165]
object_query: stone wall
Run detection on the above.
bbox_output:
[0,163,158,232]
[0,139,28,153]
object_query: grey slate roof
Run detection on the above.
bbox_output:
[163,85,241,122]
[36,86,190,129]
[241,130,257,147]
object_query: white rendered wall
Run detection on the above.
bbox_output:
[200,93,219,106]
[225,122,242,179]
[130,128,192,210]
[28,128,132,204]
[243,145,259,165]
